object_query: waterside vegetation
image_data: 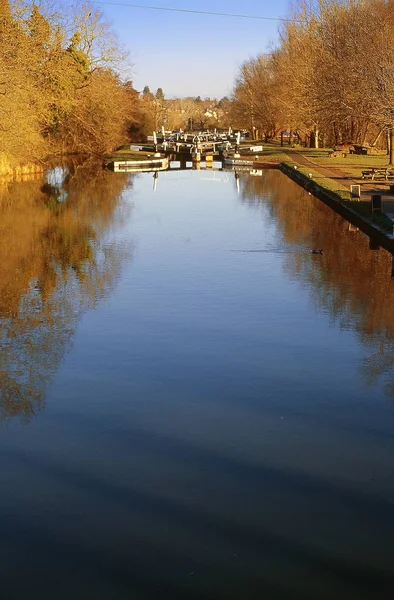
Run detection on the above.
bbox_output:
[231,0,394,164]
[0,0,139,175]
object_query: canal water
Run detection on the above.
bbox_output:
[0,166,394,599]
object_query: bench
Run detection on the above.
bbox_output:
[361,168,394,180]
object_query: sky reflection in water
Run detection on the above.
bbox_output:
[0,167,393,600]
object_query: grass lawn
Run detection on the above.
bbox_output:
[283,161,351,200]
[253,150,291,163]
[250,140,393,178]
[303,150,391,179]
[239,141,292,163]
[104,148,154,162]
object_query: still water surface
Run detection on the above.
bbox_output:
[0,167,394,599]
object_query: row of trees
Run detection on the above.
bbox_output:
[232,0,394,153]
[0,0,139,170]
[138,86,232,136]
[0,0,233,171]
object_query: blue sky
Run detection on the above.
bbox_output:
[90,0,290,98]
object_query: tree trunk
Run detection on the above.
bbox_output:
[371,129,383,148]
[361,123,370,146]
[314,125,319,149]
[280,131,284,146]
[390,129,394,166]
[333,122,338,146]
[288,131,293,146]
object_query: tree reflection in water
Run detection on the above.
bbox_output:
[0,164,133,423]
[238,170,394,398]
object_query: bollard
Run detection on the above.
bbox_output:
[371,194,382,214]
[369,238,380,250]
[350,184,361,199]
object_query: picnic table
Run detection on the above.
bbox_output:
[361,168,394,181]
[328,150,347,158]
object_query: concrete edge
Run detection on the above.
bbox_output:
[279,162,394,253]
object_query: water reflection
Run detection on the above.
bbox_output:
[42,166,70,203]
[0,169,394,599]
[238,170,394,398]
[0,164,133,422]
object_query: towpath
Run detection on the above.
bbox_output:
[284,150,394,218]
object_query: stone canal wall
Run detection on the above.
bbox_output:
[279,161,394,253]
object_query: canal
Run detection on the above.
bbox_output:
[0,166,394,599]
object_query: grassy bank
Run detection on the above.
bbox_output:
[280,161,394,244]
[259,141,393,178]
[281,160,352,200]
[0,152,46,181]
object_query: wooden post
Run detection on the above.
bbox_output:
[236,131,241,153]
[371,194,382,214]
[235,171,240,193]
[193,147,201,162]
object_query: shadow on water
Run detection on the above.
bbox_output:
[1,424,393,599]
[0,162,134,423]
[238,170,394,400]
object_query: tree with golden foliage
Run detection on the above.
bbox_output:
[0,0,139,171]
[231,0,394,154]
